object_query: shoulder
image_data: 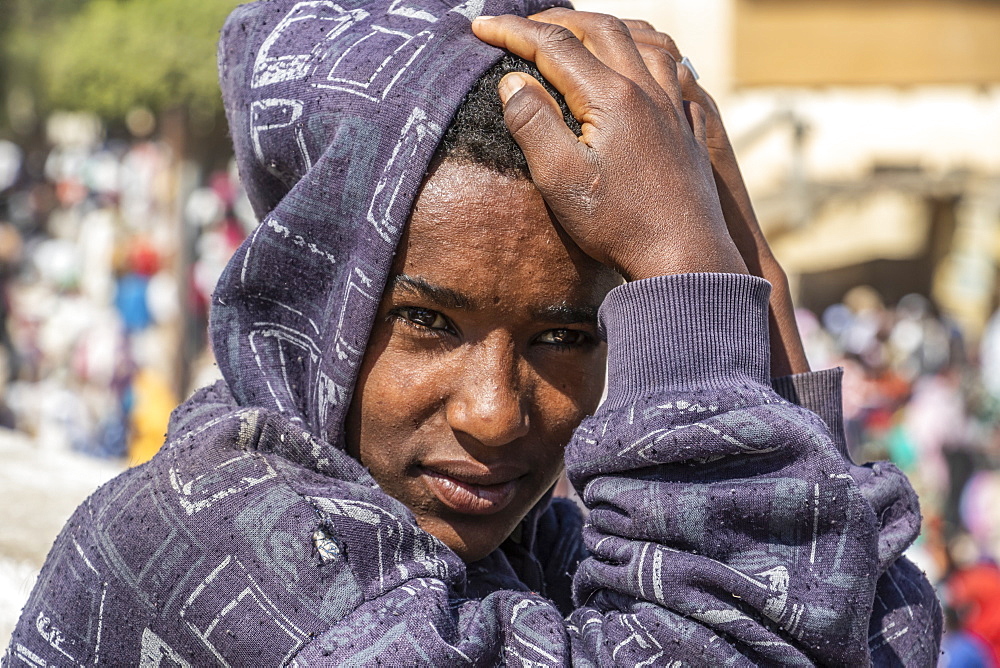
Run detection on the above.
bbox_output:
[11,406,376,665]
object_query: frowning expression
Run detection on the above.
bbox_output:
[345,159,619,562]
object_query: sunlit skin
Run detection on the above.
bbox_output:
[344,3,804,565]
[345,159,621,562]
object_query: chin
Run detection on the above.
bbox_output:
[445,539,499,564]
[418,513,516,563]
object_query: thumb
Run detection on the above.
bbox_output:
[498,72,582,187]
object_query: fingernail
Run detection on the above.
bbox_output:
[498,73,527,104]
[474,15,495,21]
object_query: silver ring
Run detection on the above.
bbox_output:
[680,55,700,81]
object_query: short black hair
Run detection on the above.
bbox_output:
[434,55,581,179]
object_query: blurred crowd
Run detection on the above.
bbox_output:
[1,125,999,664]
[0,120,251,465]
[797,285,1000,665]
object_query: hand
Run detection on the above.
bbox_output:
[623,20,810,375]
[472,9,748,281]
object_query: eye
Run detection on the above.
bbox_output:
[535,328,592,348]
[391,306,451,332]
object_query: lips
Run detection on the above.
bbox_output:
[419,463,524,515]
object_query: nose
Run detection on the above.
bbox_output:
[445,338,530,448]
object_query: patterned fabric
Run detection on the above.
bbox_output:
[211,0,568,448]
[5,1,941,665]
[5,276,941,666]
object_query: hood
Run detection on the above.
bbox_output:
[212,0,569,449]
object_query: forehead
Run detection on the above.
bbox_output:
[398,160,618,306]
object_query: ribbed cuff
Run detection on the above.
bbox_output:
[772,367,850,460]
[600,273,771,410]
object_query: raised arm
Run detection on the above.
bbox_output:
[470,9,748,282]
[470,9,938,664]
[291,272,937,665]
[7,8,938,666]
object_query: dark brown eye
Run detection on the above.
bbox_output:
[536,329,589,347]
[397,307,449,330]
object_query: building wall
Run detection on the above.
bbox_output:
[568,0,1000,335]
[734,0,1000,87]
[573,0,734,91]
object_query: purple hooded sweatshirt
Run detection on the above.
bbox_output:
[6,0,941,665]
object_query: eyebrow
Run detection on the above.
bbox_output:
[392,274,474,310]
[391,274,599,326]
[533,303,599,326]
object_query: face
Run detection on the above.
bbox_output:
[345,160,620,562]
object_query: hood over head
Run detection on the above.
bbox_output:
[213,0,570,450]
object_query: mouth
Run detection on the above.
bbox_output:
[419,463,525,516]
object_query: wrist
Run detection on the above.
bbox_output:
[600,273,772,408]
[618,237,749,281]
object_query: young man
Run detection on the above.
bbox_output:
[7,1,940,665]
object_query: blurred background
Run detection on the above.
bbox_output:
[1,0,999,661]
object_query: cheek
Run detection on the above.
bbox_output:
[537,351,607,417]
[348,346,445,466]
[533,356,606,447]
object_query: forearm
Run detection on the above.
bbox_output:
[774,358,944,665]
[711,140,810,378]
[298,275,938,666]
[565,273,935,665]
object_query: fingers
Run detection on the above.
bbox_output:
[684,101,708,148]
[525,8,658,90]
[626,25,704,101]
[626,27,681,60]
[472,15,627,120]
[635,43,683,115]
[674,59,729,150]
[628,25,723,143]
[675,56,705,107]
[496,72,584,187]
[620,18,655,32]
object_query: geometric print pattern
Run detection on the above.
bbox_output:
[211,0,574,448]
[6,0,941,664]
[7,339,941,665]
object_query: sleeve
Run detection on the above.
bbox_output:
[558,273,941,666]
[772,368,850,458]
[295,274,940,666]
[8,275,941,668]
[772,369,943,664]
